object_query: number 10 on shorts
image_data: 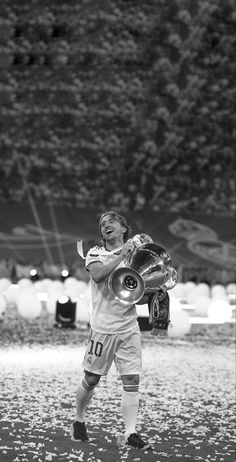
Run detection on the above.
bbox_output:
[88,340,103,357]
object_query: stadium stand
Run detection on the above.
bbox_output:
[0,0,235,214]
[0,0,235,286]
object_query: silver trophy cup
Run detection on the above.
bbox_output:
[108,235,178,305]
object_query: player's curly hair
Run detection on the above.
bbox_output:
[98,210,132,243]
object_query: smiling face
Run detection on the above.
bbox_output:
[99,212,127,248]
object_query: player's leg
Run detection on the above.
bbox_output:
[72,371,101,441]
[121,373,150,449]
[121,373,140,438]
[115,327,151,450]
[72,329,115,441]
[75,371,101,422]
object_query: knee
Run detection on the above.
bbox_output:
[84,371,101,388]
[121,374,140,390]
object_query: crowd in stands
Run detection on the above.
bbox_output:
[0,0,235,214]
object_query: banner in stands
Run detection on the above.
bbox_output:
[0,203,235,271]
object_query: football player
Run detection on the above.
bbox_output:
[71,210,151,450]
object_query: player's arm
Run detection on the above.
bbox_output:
[88,240,134,283]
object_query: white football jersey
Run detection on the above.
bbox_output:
[85,245,138,334]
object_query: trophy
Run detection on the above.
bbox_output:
[108,234,178,336]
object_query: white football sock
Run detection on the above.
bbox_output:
[75,379,95,422]
[121,390,139,438]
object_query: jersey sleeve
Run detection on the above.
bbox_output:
[85,246,103,268]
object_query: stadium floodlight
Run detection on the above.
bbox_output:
[30,268,39,282]
[54,296,76,329]
[60,269,70,282]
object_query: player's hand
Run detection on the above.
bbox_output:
[121,239,135,257]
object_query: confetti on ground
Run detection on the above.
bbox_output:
[0,312,235,462]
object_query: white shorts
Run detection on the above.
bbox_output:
[82,325,142,376]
